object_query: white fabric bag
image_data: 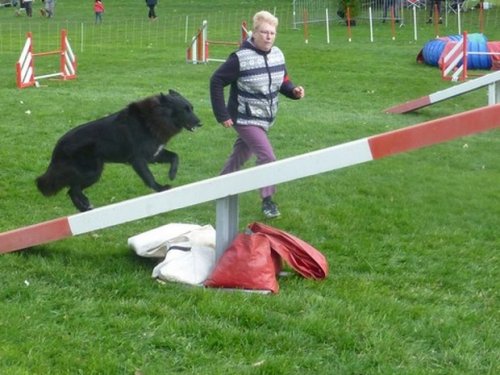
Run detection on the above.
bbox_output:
[128,223,202,258]
[152,225,216,285]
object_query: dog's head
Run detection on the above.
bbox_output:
[160,90,202,132]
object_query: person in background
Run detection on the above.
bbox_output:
[382,0,400,23]
[427,0,443,24]
[22,0,32,17]
[210,10,305,219]
[145,0,157,20]
[94,0,104,24]
[40,0,55,18]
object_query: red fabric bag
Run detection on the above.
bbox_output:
[205,223,328,293]
[249,222,328,280]
[204,232,282,293]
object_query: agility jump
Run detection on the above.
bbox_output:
[1,104,499,257]
[186,20,248,64]
[16,29,77,89]
[385,70,500,114]
[441,31,468,82]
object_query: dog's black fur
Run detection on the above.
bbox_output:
[36,90,201,212]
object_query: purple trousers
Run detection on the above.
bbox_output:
[220,125,276,199]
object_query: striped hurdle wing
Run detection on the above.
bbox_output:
[15,30,77,89]
[16,33,35,88]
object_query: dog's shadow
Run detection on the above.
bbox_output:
[15,244,159,274]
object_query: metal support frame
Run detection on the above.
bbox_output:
[215,195,239,260]
[488,81,499,105]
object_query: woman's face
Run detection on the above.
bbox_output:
[253,22,276,52]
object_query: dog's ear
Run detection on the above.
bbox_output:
[168,89,181,97]
[159,92,168,103]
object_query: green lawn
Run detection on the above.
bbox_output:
[0,1,499,374]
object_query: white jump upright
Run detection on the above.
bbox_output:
[385,70,500,114]
[1,104,499,257]
[186,21,207,64]
[16,29,77,89]
[186,20,248,64]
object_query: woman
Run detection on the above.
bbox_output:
[210,10,305,219]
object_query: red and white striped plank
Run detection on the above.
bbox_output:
[0,218,72,254]
[1,104,499,254]
[385,70,500,114]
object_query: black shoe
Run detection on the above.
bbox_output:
[262,197,280,219]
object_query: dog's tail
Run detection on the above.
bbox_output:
[36,165,65,197]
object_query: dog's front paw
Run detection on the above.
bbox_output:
[159,184,172,191]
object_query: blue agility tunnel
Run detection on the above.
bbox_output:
[417,33,493,70]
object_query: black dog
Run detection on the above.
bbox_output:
[36,90,201,212]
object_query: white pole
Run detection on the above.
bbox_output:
[369,7,374,43]
[80,22,84,53]
[413,6,418,41]
[326,8,330,44]
[457,5,462,35]
[202,20,207,63]
[185,15,189,43]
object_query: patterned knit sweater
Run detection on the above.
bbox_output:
[210,39,298,131]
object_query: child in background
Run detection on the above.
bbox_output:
[94,0,104,24]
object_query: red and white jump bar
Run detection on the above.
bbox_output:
[385,70,500,114]
[1,104,499,254]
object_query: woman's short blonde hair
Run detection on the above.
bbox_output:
[253,10,279,31]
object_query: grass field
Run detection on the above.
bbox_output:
[0,1,499,374]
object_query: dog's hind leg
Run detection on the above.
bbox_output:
[68,187,93,212]
[66,158,102,211]
[153,149,179,180]
[131,158,171,192]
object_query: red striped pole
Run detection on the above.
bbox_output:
[390,7,396,41]
[241,21,248,44]
[434,3,439,37]
[0,218,72,253]
[347,7,352,42]
[303,8,309,44]
[370,104,499,159]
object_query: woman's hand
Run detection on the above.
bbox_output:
[293,86,305,99]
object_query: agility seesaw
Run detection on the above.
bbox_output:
[1,104,499,257]
[385,70,500,114]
